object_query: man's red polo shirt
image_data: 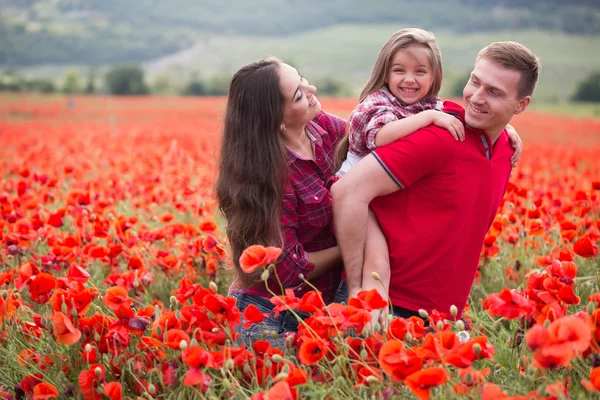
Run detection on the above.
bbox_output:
[370,101,513,317]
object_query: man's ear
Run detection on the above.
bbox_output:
[514,96,531,115]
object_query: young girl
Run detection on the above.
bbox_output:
[335,28,522,315]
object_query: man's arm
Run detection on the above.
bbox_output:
[331,154,400,298]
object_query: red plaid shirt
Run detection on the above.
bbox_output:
[348,87,442,156]
[243,111,346,303]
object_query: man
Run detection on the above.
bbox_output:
[332,41,541,319]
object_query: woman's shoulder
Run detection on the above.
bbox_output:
[310,110,346,138]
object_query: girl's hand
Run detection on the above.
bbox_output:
[430,111,465,141]
[506,124,522,167]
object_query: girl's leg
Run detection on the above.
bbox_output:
[362,210,391,326]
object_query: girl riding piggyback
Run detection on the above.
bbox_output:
[335,28,521,310]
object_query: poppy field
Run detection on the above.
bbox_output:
[0,94,599,399]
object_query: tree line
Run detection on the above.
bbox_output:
[0,66,354,97]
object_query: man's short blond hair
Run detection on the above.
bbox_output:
[477,41,541,99]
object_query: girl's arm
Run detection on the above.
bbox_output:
[306,246,343,280]
[505,124,522,167]
[374,110,465,148]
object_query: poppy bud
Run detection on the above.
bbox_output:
[270,330,278,340]
[404,332,413,342]
[179,340,188,350]
[190,338,198,346]
[544,319,550,329]
[209,281,218,292]
[155,326,162,337]
[436,321,444,331]
[61,302,68,315]
[0,290,6,300]
[589,301,598,314]
[207,311,214,320]
[148,384,156,394]
[261,269,270,281]
[493,320,503,331]
[225,359,234,371]
[274,372,288,382]
[272,354,284,363]
[84,343,92,353]
[96,386,103,395]
[360,349,368,359]
[298,273,305,281]
[94,366,102,377]
[281,365,289,374]
[94,332,101,342]
[211,327,219,333]
[418,309,429,319]
[473,343,482,355]
[262,330,269,338]
[365,376,380,385]
[450,305,458,317]
[465,372,473,384]
[243,364,251,375]
[169,296,178,307]
[456,320,465,332]
[371,272,381,281]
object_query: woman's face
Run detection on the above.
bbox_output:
[278,63,321,131]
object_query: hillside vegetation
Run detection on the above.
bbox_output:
[1,0,599,65]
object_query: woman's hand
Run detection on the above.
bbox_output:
[430,111,465,142]
[506,124,522,167]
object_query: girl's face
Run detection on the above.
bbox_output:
[387,45,434,105]
[278,63,321,130]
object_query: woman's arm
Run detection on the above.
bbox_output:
[374,110,465,147]
[306,246,342,280]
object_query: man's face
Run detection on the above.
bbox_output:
[463,58,530,135]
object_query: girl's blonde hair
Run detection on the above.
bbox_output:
[360,28,442,102]
[335,28,443,169]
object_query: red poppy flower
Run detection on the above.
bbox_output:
[484,288,535,320]
[574,236,598,258]
[78,364,105,400]
[102,286,133,311]
[52,312,81,345]
[243,304,269,329]
[405,368,448,400]
[582,366,600,392]
[239,245,282,274]
[251,381,296,400]
[378,339,423,381]
[348,289,388,311]
[32,383,59,400]
[164,329,190,349]
[103,382,123,400]
[297,338,328,366]
[28,273,56,304]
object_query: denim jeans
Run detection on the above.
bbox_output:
[229,280,347,349]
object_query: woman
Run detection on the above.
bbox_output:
[216,57,347,347]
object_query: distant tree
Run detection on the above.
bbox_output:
[62,69,83,94]
[182,80,207,96]
[450,71,472,98]
[85,68,97,94]
[0,70,24,92]
[151,74,178,95]
[572,71,600,102]
[204,75,230,96]
[105,65,149,95]
[314,77,352,97]
[25,78,56,93]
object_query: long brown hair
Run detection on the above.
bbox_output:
[216,57,288,286]
[335,28,443,168]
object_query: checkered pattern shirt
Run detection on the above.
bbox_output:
[244,111,346,303]
[348,87,442,156]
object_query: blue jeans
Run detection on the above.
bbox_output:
[229,280,347,349]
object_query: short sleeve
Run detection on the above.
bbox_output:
[372,128,451,189]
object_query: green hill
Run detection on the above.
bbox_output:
[1,0,599,66]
